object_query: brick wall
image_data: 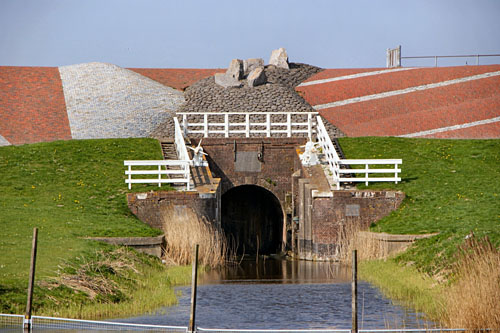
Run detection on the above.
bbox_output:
[127,188,220,232]
[195,137,305,208]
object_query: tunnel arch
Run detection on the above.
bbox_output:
[221,185,284,255]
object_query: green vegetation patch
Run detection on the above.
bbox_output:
[0,138,172,313]
[360,260,445,321]
[339,137,500,274]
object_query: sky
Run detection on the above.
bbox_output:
[1,0,499,69]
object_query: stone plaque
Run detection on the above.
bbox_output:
[235,151,261,172]
[346,204,360,217]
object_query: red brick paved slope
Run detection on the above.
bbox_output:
[419,122,500,139]
[301,68,382,83]
[298,65,500,106]
[301,65,500,138]
[128,68,224,91]
[0,66,71,145]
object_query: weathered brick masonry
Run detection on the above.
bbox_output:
[127,188,220,232]
[195,137,306,207]
[294,164,404,260]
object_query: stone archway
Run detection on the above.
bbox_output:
[221,185,284,255]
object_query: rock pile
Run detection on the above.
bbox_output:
[152,48,343,139]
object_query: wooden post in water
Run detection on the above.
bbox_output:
[351,249,358,333]
[24,227,38,331]
[188,244,199,333]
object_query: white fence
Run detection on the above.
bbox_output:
[316,117,401,189]
[174,116,190,161]
[124,160,191,190]
[178,112,318,138]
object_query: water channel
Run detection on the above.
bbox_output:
[118,259,435,330]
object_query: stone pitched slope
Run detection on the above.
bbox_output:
[59,62,185,140]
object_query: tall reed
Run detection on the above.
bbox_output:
[444,234,500,330]
[335,221,391,264]
[161,206,232,268]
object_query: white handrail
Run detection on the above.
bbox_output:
[124,160,191,190]
[174,117,190,162]
[177,112,318,138]
[315,116,341,185]
[315,116,402,189]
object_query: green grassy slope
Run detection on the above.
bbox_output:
[339,137,500,274]
[0,138,166,288]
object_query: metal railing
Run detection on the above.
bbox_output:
[401,54,500,67]
[315,116,402,189]
[178,112,318,138]
[124,160,191,190]
[0,314,470,332]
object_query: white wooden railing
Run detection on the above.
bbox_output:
[178,112,318,138]
[316,116,401,189]
[338,159,401,186]
[174,117,190,161]
[125,117,192,190]
[124,160,191,190]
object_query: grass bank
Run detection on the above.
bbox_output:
[339,137,500,328]
[339,137,500,274]
[0,138,183,317]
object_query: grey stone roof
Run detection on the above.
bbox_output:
[59,62,185,140]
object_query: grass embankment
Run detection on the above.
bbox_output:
[339,137,500,327]
[0,138,190,317]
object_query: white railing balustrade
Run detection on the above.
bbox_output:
[124,160,191,190]
[174,117,190,161]
[315,116,402,189]
[178,112,318,138]
[316,116,341,183]
[338,159,401,186]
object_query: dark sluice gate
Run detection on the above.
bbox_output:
[221,185,283,255]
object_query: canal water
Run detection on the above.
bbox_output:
[118,258,435,329]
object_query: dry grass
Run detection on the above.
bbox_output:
[335,222,391,264]
[40,247,141,301]
[444,234,500,330]
[161,206,232,268]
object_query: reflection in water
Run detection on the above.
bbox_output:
[200,257,351,284]
[117,259,434,329]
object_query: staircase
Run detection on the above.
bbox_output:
[161,140,178,160]
[160,139,191,189]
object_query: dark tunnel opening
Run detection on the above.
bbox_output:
[221,185,283,255]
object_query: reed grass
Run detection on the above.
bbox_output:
[444,235,500,330]
[335,222,392,264]
[161,206,233,268]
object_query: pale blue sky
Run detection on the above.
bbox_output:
[1,0,499,68]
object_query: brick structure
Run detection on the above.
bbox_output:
[127,187,220,232]
[196,138,305,204]
[294,164,405,260]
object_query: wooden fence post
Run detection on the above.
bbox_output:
[188,244,199,333]
[24,227,38,331]
[352,249,358,333]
